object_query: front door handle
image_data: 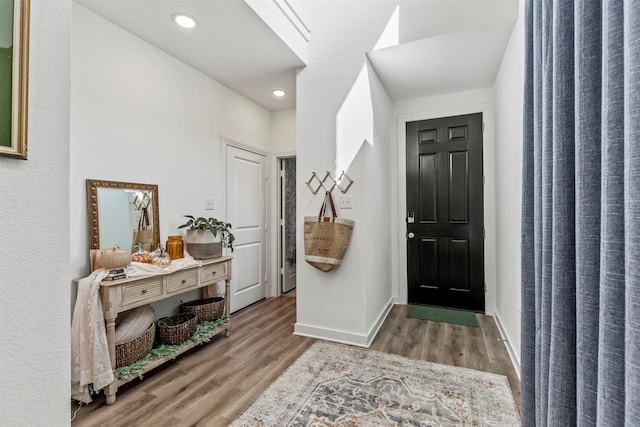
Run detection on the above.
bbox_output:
[408,232,415,239]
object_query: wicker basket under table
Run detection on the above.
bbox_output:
[115,322,155,368]
[157,313,197,345]
[180,297,225,322]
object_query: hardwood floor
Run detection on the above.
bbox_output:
[72,296,520,426]
[369,304,521,410]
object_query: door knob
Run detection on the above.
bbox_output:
[408,232,415,239]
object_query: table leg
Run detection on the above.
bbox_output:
[225,278,231,336]
[104,315,117,405]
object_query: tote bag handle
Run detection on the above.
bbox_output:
[317,191,337,222]
[138,207,150,230]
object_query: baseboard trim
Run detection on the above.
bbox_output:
[294,299,394,348]
[294,323,371,347]
[493,312,521,379]
[365,299,394,346]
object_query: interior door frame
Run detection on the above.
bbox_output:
[277,155,297,294]
[268,151,296,298]
[395,104,497,316]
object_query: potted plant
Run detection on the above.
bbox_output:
[178,215,235,259]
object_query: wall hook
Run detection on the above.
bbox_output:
[335,171,354,193]
[305,172,323,194]
[321,171,336,193]
[305,170,354,195]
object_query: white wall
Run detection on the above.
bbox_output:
[294,2,397,346]
[0,1,72,425]
[392,88,498,317]
[70,4,272,295]
[492,0,525,374]
[267,108,296,296]
[271,108,296,154]
[364,61,393,332]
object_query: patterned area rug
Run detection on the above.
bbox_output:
[231,341,520,426]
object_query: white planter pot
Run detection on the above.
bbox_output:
[184,230,222,259]
[184,229,221,244]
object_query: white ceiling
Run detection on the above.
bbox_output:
[75,0,305,111]
[75,0,518,110]
[368,20,517,100]
[381,0,518,100]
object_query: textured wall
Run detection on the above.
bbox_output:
[0,1,72,425]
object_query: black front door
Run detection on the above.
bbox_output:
[406,113,484,311]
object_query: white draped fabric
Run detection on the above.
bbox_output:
[70,255,202,403]
[71,269,111,403]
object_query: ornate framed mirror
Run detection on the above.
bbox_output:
[86,179,160,252]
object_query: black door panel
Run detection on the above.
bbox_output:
[406,113,484,311]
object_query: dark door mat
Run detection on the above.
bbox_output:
[406,305,479,327]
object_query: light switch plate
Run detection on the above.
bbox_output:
[339,195,352,209]
[204,198,215,211]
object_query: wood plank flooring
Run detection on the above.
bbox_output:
[369,304,521,409]
[72,296,520,426]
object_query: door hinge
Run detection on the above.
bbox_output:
[483,229,486,239]
[482,121,485,132]
[280,170,285,178]
[280,268,285,275]
[484,282,487,292]
[265,272,269,283]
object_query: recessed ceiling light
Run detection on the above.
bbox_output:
[272,89,286,97]
[172,13,196,29]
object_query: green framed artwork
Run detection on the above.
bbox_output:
[0,0,29,159]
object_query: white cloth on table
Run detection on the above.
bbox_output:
[71,268,111,403]
[125,254,201,277]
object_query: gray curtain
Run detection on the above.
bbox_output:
[521,0,640,425]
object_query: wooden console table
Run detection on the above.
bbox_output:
[99,256,232,405]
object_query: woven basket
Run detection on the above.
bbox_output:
[115,322,155,368]
[157,313,197,345]
[180,297,225,322]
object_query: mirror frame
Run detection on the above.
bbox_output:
[86,179,160,251]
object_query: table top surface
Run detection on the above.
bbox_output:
[98,256,233,287]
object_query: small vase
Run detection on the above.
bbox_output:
[166,235,184,260]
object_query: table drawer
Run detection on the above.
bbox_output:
[200,262,227,285]
[122,278,163,306]
[167,269,198,293]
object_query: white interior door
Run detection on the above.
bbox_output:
[227,146,267,312]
